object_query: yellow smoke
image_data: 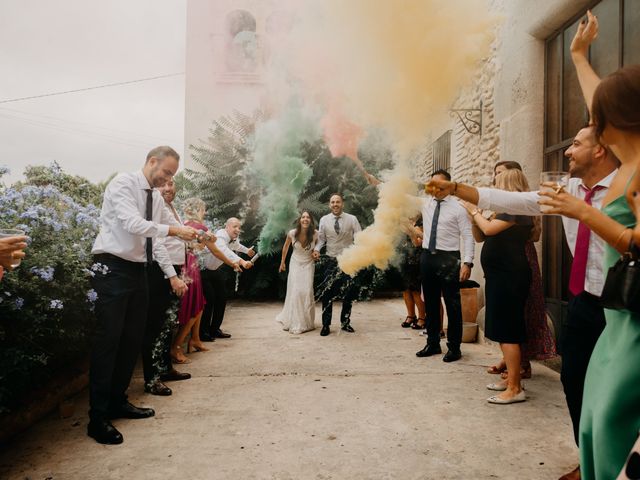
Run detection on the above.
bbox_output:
[272,0,497,274]
[337,166,423,275]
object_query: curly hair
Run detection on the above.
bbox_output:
[182,197,206,222]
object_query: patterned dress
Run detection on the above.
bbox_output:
[521,241,556,360]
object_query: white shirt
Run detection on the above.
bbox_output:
[203,228,250,271]
[162,203,187,267]
[92,170,176,278]
[476,170,616,296]
[315,212,362,257]
[421,195,474,264]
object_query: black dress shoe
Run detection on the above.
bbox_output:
[215,330,231,339]
[320,326,330,336]
[341,324,355,333]
[87,419,123,445]
[415,344,442,357]
[108,401,155,420]
[201,334,215,342]
[443,350,462,362]
[160,369,191,382]
[144,381,172,396]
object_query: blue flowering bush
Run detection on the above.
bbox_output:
[0,163,103,413]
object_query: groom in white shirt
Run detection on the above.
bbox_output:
[313,193,362,336]
[89,146,197,445]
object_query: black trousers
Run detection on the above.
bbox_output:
[319,256,358,327]
[89,254,148,421]
[200,268,228,338]
[142,263,181,385]
[560,291,606,446]
[420,249,463,351]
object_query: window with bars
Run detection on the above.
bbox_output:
[432,130,452,174]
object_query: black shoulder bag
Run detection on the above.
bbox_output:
[599,235,640,314]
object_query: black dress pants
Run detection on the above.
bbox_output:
[560,291,606,446]
[142,263,180,385]
[200,268,228,338]
[420,250,463,351]
[319,256,358,327]
[89,255,148,421]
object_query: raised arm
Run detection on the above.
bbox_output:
[279,234,293,272]
[570,10,601,115]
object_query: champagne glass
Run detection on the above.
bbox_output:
[0,228,26,268]
[540,172,569,213]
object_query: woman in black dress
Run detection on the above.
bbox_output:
[463,168,533,404]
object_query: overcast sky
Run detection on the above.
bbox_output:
[0,0,186,185]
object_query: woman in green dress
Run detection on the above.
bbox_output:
[540,10,640,479]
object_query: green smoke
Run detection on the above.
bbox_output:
[252,99,321,254]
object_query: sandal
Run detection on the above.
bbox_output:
[411,317,426,330]
[487,362,507,375]
[170,345,191,364]
[401,316,416,328]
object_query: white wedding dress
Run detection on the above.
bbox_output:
[276,230,316,334]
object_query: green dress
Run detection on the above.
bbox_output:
[579,194,640,479]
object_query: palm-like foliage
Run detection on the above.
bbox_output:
[181,110,401,298]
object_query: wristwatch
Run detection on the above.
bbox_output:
[470,209,479,216]
[464,262,474,268]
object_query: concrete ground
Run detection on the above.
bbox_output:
[0,299,577,480]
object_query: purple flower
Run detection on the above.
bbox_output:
[30,266,55,282]
[14,297,24,309]
[86,289,98,303]
[49,299,64,310]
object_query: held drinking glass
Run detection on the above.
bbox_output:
[0,228,26,268]
[539,172,569,213]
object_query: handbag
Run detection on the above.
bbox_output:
[599,237,640,314]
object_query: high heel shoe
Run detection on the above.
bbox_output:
[401,316,416,328]
[187,341,210,353]
[170,345,191,364]
[411,317,425,330]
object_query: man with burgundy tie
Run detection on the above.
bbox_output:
[424,126,619,462]
[416,169,474,363]
[89,146,198,445]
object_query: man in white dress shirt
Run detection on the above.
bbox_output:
[89,146,197,445]
[416,169,474,363]
[312,193,362,336]
[427,126,619,454]
[141,179,192,398]
[200,217,254,341]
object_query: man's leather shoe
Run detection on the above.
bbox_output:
[160,369,191,382]
[558,466,580,480]
[320,326,330,336]
[416,345,442,357]
[87,419,123,445]
[215,330,231,339]
[108,401,155,420]
[201,334,215,342]
[144,381,172,396]
[443,350,462,362]
[341,324,355,333]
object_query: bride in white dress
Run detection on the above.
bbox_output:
[276,211,317,334]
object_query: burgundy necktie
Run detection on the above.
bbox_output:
[568,185,604,296]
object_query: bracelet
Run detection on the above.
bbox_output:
[452,182,458,195]
[614,228,631,250]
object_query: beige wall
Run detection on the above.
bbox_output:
[185,0,277,167]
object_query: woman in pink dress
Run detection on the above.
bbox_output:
[171,198,208,363]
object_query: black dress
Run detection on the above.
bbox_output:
[481,213,532,344]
